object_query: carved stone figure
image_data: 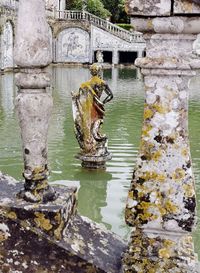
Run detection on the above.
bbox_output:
[72,63,113,168]
[64,32,82,57]
[96,50,104,63]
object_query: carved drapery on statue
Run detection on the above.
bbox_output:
[72,64,113,168]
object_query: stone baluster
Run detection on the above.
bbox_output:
[0,0,127,272]
[123,0,200,272]
[14,0,57,203]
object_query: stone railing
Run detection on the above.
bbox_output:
[54,10,144,43]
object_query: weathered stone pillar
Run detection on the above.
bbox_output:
[113,50,119,65]
[123,1,200,272]
[0,1,126,272]
[137,50,143,58]
[14,0,56,203]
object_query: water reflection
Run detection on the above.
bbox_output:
[0,72,15,116]
[0,67,200,255]
[75,169,112,225]
[0,72,22,179]
[188,75,200,253]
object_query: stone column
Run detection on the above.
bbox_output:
[137,50,143,58]
[0,1,127,272]
[112,50,119,65]
[123,1,200,272]
[60,0,65,10]
[14,0,56,203]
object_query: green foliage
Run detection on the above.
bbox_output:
[86,0,111,19]
[66,0,83,10]
[101,0,129,23]
[66,0,111,19]
[116,24,134,31]
[66,0,129,22]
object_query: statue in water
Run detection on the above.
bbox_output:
[72,63,113,168]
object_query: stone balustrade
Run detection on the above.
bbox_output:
[54,10,144,44]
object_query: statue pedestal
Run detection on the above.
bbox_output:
[76,153,112,169]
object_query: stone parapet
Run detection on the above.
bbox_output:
[0,177,126,273]
[0,179,77,241]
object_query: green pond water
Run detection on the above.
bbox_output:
[0,66,200,254]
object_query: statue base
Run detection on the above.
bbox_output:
[76,153,112,169]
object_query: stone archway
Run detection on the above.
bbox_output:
[0,21,14,70]
[56,27,90,63]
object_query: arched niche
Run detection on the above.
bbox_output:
[1,21,14,70]
[56,28,90,63]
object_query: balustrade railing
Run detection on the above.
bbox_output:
[54,10,144,43]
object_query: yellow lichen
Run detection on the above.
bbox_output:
[184,235,193,245]
[138,212,152,221]
[7,211,17,220]
[35,179,48,191]
[128,191,134,199]
[165,200,178,213]
[183,184,195,198]
[0,231,8,242]
[163,239,175,248]
[158,248,171,258]
[156,174,166,182]
[151,150,162,162]
[148,269,156,273]
[32,166,47,181]
[152,103,167,114]
[172,168,185,181]
[147,19,153,30]
[144,108,154,119]
[34,212,53,231]
[181,148,188,157]
[140,171,166,182]
[54,213,64,240]
[158,206,167,215]
[138,201,151,210]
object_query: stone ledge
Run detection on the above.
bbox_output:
[0,175,126,272]
[135,57,200,73]
[131,17,200,34]
[0,178,77,241]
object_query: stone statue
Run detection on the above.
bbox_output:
[96,50,104,63]
[72,63,113,168]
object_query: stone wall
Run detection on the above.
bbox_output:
[56,27,90,63]
[0,13,146,69]
[92,25,145,64]
[0,21,14,70]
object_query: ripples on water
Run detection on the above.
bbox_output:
[0,67,200,251]
[188,75,200,251]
